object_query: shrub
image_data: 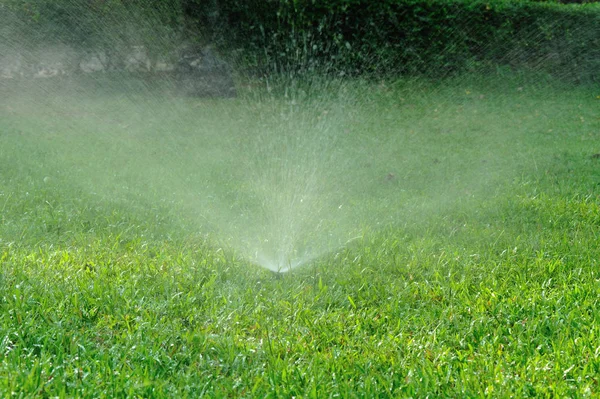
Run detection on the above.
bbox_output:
[186,0,600,81]
[3,0,184,69]
[3,0,599,81]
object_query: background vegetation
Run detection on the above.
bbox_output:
[187,0,600,80]
[3,0,600,81]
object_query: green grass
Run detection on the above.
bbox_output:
[1,71,600,397]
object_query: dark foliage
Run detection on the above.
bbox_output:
[4,0,600,81]
[184,0,600,82]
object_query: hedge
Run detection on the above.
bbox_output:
[187,0,600,81]
[3,0,600,81]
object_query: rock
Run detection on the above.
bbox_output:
[176,46,236,98]
[80,52,108,73]
[32,45,78,78]
[0,43,236,98]
[124,45,152,72]
[154,59,175,72]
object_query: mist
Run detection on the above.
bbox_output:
[0,1,584,272]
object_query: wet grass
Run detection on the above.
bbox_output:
[1,72,600,397]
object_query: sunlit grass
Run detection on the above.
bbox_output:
[0,71,599,397]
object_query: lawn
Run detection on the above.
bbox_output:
[1,71,599,397]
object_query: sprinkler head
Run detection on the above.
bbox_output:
[269,270,284,279]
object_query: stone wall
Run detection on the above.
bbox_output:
[0,44,175,79]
